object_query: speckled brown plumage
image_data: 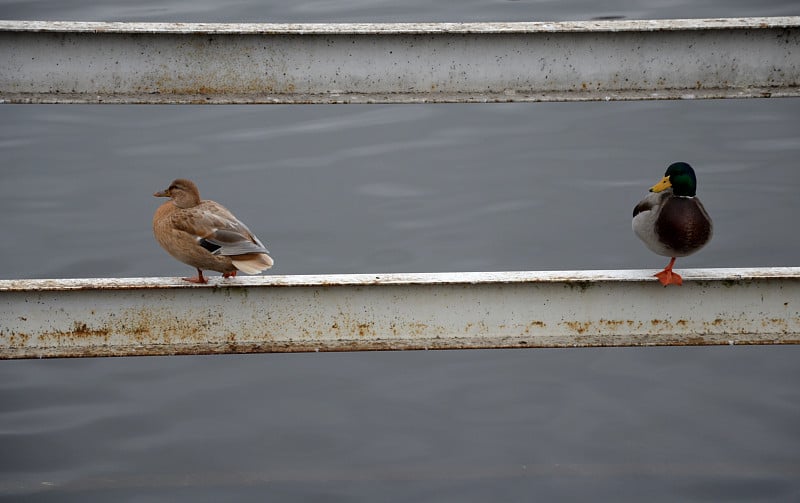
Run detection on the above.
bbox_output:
[153,179,273,283]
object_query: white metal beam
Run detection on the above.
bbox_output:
[0,18,798,104]
[2,268,798,359]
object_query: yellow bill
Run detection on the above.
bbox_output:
[649,176,672,193]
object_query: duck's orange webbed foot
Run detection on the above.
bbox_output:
[654,268,683,286]
[182,269,208,284]
[223,270,238,279]
[654,257,682,286]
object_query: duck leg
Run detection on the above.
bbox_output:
[654,257,683,286]
[223,270,238,279]
[183,268,208,284]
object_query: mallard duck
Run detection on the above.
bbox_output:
[632,162,712,286]
[153,179,274,284]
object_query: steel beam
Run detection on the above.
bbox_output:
[1,268,799,359]
[0,18,798,104]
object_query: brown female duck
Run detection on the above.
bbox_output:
[153,179,274,283]
[632,162,712,286]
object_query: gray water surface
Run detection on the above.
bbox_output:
[1,1,800,501]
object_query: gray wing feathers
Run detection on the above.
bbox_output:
[196,205,270,256]
[203,230,270,256]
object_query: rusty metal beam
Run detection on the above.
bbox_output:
[0,18,798,104]
[1,268,798,359]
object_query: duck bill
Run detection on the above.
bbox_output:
[649,176,672,193]
[153,189,170,197]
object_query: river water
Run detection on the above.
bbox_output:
[1,1,799,501]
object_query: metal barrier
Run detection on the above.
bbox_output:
[1,19,798,358]
[2,268,799,359]
[1,17,798,103]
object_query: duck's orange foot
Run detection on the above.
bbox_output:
[182,269,208,284]
[654,268,683,286]
[223,270,238,279]
[182,276,208,284]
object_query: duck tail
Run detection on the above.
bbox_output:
[232,253,274,274]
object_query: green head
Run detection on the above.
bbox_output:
[650,162,698,197]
